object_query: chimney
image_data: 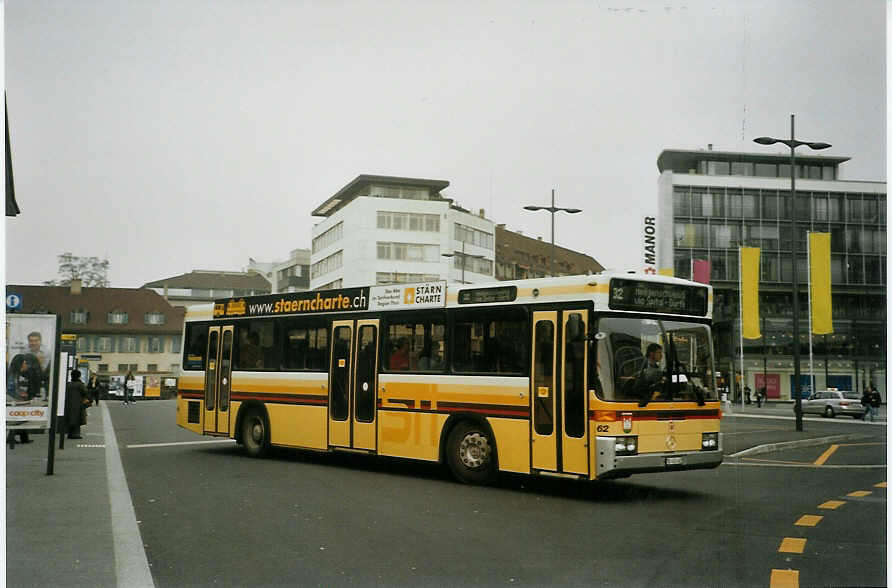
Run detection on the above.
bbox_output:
[478,208,485,218]
[70,278,82,295]
[707,143,713,151]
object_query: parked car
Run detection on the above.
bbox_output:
[800,390,865,419]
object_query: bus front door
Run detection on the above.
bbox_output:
[531,310,589,476]
[203,325,234,436]
[328,319,380,451]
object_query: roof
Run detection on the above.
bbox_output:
[312,174,451,217]
[657,149,850,173]
[6,285,185,335]
[142,270,271,291]
[495,226,604,275]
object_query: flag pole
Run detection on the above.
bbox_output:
[738,247,745,409]
[807,233,815,396]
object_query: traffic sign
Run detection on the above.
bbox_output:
[6,293,22,311]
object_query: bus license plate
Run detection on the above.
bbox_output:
[665,456,684,466]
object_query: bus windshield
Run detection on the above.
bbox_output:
[594,316,716,405]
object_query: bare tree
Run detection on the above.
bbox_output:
[43,252,110,287]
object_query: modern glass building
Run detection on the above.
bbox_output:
[656,148,886,401]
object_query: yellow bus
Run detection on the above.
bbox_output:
[176,273,722,483]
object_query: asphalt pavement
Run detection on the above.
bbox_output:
[5,399,885,587]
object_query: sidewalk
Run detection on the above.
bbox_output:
[724,400,886,421]
[6,401,132,587]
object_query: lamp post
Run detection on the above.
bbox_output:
[754,114,831,432]
[442,241,485,284]
[523,189,582,277]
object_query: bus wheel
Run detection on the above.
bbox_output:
[241,408,270,458]
[447,421,496,484]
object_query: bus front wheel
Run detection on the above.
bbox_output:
[446,421,496,485]
[241,408,270,458]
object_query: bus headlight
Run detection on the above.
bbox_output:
[615,436,638,456]
[701,433,718,450]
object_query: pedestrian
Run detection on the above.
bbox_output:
[868,383,882,422]
[64,369,89,439]
[744,385,752,405]
[756,387,765,408]
[123,370,135,405]
[87,373,100,406]
[861,387,871,420]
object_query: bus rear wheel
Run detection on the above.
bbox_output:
[241,408,270,458]
[446,421,496,485]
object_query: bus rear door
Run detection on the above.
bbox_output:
[203,325,234,436]
[531,310,589,476]
[328,319,380,451]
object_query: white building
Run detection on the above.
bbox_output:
[310,175,495,289]
[247,248,311,293]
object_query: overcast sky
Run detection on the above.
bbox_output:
[4,0,886,288]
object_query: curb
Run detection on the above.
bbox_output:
[728,433,871,458]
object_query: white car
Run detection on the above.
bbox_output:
[801,390,865,419]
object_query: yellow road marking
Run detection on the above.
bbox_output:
[778,538,807,554]
[770,569,799,588]
[847,490,871,497]
[813,444,839,466]
[875,481,887,488]
[794,515,823,527]
[819,500,846,510]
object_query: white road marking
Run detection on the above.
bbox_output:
[126,439,236,449]
[103,402,155,588]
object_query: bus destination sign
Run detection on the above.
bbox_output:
[608,278,707,316]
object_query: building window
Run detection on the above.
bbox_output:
[754,163,777,177]
[312,222,343,253]
[673,188,691,216]
[310,250,343,279]
[368,185,429,200]
[317,279,343,290]
[144,312,166,325]
[98,337,113,352]
[108,310,128,325]
[377,211,440,232]
[730,161,754,176]
[376,242,439,263]
[70,309,88,324]
[171,336,181,353]
[148,337,162,353]
[118,363,129,372]
[451,255,493,276]
[147,364,158,372]
[706,161,730,176]
[98,364,108,373]
[376,272,441,284]
[124,337,139,353]
[454,224,494,249]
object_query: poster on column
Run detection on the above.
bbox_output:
[6,314,58,429]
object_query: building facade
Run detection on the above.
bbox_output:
[495,224,603,279]
[656,148,886,400]
[142,270,272,307]
[6,282,185,378]
[310,175,495,289]
[247,248,311,293]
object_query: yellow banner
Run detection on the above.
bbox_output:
[740,247,761,339]
[809,232,833,334]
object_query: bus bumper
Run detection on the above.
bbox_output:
[595,435,723,479]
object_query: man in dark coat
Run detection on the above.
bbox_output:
[65,370,88,439]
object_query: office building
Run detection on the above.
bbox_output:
[143,270,272,308]
[656,148,886,400]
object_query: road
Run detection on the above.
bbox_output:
[110,400,886,587]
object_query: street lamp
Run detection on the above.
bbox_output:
[754,114,831,432]
[523,189,582,277]
[442,241,485,284]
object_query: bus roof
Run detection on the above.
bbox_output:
[183,272,712,323]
